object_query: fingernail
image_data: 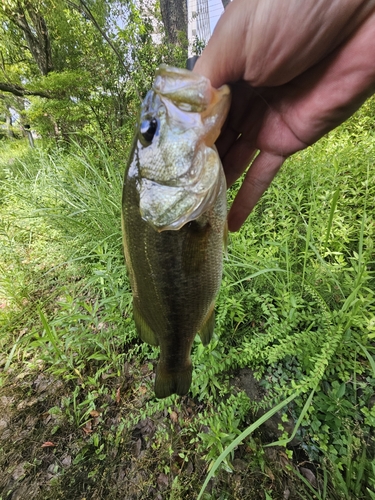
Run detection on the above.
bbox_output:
[227,212,242,232]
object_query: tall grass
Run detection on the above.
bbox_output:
[0,140,137,376]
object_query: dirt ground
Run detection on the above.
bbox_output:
[0,362,322,500]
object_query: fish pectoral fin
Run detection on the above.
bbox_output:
[155,361,192,399]
[198,302,215,346]
[223,219,229,256]
[133,302,159,346]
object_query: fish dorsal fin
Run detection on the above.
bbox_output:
[133,301,159,346]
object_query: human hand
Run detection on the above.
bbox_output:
[194,0,375,231]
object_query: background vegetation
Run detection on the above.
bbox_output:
[0,1,374,499]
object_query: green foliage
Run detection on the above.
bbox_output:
[197,393,251,471]
[0,0,186,145]
[197,392,299,500]
[194,106,375,496]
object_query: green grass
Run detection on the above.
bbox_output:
[0,101,374,499]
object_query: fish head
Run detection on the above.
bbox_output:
[132,65,231,231]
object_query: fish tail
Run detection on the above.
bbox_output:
[154,361,192,399]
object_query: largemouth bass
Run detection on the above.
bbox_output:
[122,65,230,398]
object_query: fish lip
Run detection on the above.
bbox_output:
[136,141,223,232]
[138,167,226,232]
[153,65,213,113]
[138,177,220,232]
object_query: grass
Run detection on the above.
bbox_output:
[0,99,374,499]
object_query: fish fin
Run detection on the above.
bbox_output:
[133,302,159,346]
[154,361,192,399]
[223,219,229,257]
[198,302,215,346]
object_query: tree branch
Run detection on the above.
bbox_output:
[7,1,53,75]
[66,0,139,97]
[0,82,50,98]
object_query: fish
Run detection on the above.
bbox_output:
[122,64,231,398]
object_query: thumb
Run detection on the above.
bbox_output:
[193,1,247,88]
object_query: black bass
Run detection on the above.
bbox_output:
[122,65,230,398]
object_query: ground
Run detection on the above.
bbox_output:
[0,360,323,500]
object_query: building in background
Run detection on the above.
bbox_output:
[187,0,224,67]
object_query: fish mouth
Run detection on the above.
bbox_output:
[134,65,231,232]
[137,127,225,232]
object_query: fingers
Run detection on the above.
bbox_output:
[193,1,249,87]
[221,135,257,188]
[217,82,266,186]
[195,0,375,88]
[216,82,261,152]
[227,151,286,232]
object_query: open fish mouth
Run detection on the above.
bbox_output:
[133,64,231,232]
[138,176,222,231]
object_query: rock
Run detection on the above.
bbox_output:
[300,466,318,488]
[0,395,15,407]
[230,368,302,446]
[283,488,291,499]
[61,455,72,468]
[157,472,169,490]
[1,428,11,440]
[132,438,142,458]
[47,463,58,474]
[11,463,26,481]
[0,418,8,432]
[185,461,194,475]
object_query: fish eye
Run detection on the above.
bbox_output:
[140,118,158,144]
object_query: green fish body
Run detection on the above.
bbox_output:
[122,65,231,398]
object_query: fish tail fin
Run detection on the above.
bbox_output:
[154,361,192,399]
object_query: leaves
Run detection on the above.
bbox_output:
[0,0,185,143]
[41,441,56,447]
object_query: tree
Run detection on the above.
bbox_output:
[4,0,54,76]
[0,0,127,140]
[0,0,186,144]
[159,0,187,46]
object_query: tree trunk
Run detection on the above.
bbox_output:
[5,108,14,138]
[10,1,53,76]
[160,0,187,45]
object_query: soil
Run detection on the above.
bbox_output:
[0,364,320,500]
